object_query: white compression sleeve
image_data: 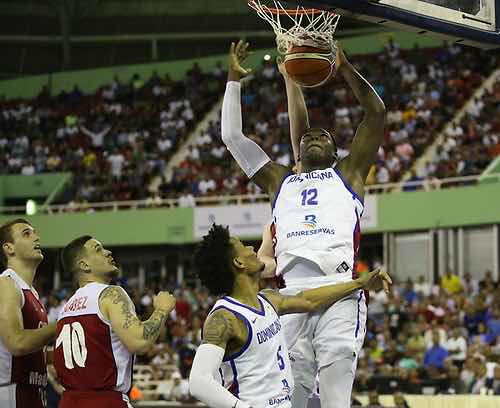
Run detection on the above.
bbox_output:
[221,81,271,178]
[189,343,250,408]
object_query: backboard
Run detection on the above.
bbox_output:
[304,0,500,49]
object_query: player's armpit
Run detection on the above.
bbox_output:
[257,224,277,279]
[201,309,236,350]
[0,277,55,356]
[260,289,313,315]
[341,111,385,185]
[99,285,140,329]
[252,162,291,200]
[100,285,168,354]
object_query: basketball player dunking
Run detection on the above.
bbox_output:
[54,235,176,408]
[0,219,56,408]
[189,225,389,408]
[221,41,386,408]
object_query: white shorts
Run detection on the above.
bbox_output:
[279,278,367,391]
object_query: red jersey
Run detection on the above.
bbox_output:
[54,282,134,395]
[0,269,48,387]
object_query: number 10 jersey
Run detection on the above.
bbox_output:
[54,282,134,394]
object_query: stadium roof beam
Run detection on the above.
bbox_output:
[0,27,383,44]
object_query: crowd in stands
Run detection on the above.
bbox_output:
[0,64,225,205]
[41,267,500,403]
[1,40,499,207]
[174,40,500,199]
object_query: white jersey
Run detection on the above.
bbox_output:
[272,167,363,279]
[54,283,134,395]
[209,294,293,408]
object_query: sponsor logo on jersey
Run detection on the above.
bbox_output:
[287,215,335,239]
[269,394,291,405]
[302,214,317,229]
[287,169,334,184]
[257,318,282,344]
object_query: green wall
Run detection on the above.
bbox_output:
[368,182,500,233]
[0,173,70,205]
[0,182,498,247]
[0,30,442,99]
[0,208,193,248]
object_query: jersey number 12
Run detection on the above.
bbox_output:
[301,188,318,206]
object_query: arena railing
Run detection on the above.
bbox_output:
[0,173,498,215]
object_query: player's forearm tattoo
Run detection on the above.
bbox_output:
[142,309,168,341]
[202,313,233,348]
[100,286,138,329]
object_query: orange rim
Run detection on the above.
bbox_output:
[248,1,337,16]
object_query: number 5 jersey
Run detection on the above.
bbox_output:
[54,282,134,395]
[210,294,294,408]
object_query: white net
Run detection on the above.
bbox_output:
[248,0,340,54]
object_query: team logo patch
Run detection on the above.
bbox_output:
[302,214,317,229]
[286,214,335,239]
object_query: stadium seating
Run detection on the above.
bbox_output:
[43,269,500,397]
[1,41,499,208]
[176,42,499,198]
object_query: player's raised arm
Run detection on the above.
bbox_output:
[190,309,251,408]
[99,286,175,354]
[221,40,290,199]
[277,57,310,164]
[336,43,386,189]
[257,223,277,279]
[262,269,391,315]
[0,277,56,356]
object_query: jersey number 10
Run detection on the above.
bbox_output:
[56,322,88,369]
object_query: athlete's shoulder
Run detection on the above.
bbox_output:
[0,274,19,292]
[0,275,22,305]
[98,284,128,304]
[202,307,239,347]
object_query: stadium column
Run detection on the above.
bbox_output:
[493,225,499,281]
[53,265,61,291]
[176,262,184,286]
[139,264,146,291]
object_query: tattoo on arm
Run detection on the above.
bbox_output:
[202,313,233,348]
[100,286,139,329]
[142,309,168,341]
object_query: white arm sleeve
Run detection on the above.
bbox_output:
[221,81,271,178]
[189,343,250,408]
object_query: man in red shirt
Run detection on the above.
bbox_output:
[0,219,56,408]
[55,235,176,407]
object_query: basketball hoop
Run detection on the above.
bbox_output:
[248,0,340,54]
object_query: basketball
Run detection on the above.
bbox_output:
[284,45,335,88]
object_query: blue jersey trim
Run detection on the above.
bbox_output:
[229,359,240,397]
[210,306,254,362]
[333,167,364,205]
[355,290,363,338]
[271,171,293,211]
[219,368,225,387]
[257,293,279,316]
[222,296,266,316]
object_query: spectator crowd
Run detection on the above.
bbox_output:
[0,64,226,205]
[173,40,500,199]
[1,40,499,208]
[40,267,500,402]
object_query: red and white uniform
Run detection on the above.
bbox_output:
[54,282,134,408]
[0,268,48,408]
